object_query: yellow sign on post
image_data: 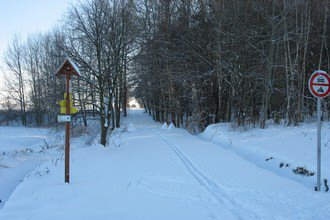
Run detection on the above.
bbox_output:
[64,92,73,100]
[59,100,73,107]
[59,92,77,114]
[60,107,78,114]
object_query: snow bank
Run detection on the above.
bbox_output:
[200,122,330,191]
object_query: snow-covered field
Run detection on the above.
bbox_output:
[0,127,53,208]
[0,110,330,219]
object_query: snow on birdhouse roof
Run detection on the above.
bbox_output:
[67,58,81,75]
[55,58,81,77]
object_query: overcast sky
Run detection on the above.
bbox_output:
[0,0,79,91]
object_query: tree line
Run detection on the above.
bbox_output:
[1,0,329,144]
[134,0,330,132]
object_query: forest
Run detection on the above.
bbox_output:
[1,0,329,145]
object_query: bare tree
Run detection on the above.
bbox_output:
[3,34,27,125]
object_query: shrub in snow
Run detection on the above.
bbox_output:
[271,111,281,125]
[325,179,329,192]
[0,164,10,168]
[265,157,273,161]
[230,120,258,132]
[279,162,289,168]
[71,124,91,138]
[186,113,203,134]
[292,167,314,177]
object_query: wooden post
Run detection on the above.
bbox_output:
[56,58,81,184]
[65,75,71,183]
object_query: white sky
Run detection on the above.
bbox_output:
[0,0,79,94]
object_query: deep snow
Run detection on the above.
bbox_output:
[1,110,330,219]
[0,127,53,209]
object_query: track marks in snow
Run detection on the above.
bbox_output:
[129,178,202,203]
[150,128,257,220]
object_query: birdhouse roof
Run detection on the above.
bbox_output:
[55,58,81,77]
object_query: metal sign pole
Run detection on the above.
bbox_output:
[65,75,71,183]
[317,97,321,191]
[308,70,330,191]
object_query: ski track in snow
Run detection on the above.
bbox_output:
[130,178,202,203]
[149,127,256,220]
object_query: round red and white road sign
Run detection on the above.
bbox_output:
[308,70,330,98]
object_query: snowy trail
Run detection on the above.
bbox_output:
[126,110,330,219]
[149,127,254,220]
[128,111,242,219]
[1,109,330,220]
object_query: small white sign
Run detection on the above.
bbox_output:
[58,115,71,123]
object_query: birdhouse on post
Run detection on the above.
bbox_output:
[55,58,81,78]
[55,58,81,184]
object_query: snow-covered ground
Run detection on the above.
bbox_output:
[0,110,330,219]
[0,127,48,153]
[0,127,53,208]
[200,122,330,190]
